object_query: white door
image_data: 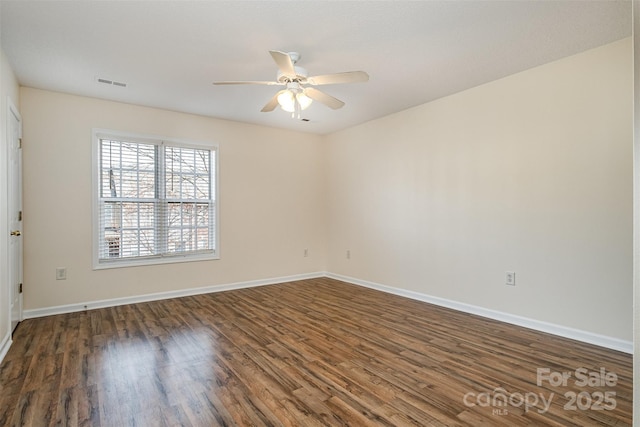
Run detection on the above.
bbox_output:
[8,100,22,332]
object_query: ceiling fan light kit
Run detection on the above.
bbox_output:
[213,50,369,119]
[277,82,313,117]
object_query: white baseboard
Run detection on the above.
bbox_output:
[0,331,12,364]
[23,272,324,319]
[325,272,633,354]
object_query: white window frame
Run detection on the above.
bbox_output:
[92,129,219,269]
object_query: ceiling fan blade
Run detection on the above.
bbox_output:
[261,90,284,112]
[307,71,369,86]
[269,50,296,78]
[213,80,282,85]
[304,87,345,110]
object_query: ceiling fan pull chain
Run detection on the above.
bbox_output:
[294,97,300,119]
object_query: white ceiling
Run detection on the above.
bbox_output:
[0,1,631,135]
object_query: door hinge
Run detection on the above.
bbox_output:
[18,211,22,222]
[19,283,22,293]
[18,138,22,149]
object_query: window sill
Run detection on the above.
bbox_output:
[93,251,219,270]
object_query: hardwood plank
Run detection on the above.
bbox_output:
[0,278,632,426]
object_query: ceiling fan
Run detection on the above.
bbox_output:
[213,51,369,117]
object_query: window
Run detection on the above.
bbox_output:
[92,130,218,268]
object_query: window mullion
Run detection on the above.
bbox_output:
[98,199,105,259]
[177,148,183,251]
[193,154,198,249]
[98,143,105,259]
[209,150,215,252]
[156,144,167,256]
[136,148,141,257]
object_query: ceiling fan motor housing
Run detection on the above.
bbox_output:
[277,66,308,83]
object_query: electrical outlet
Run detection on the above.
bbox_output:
[56,267,67,280]
[505,271,515,286]
[346,250,351,259]
[303,249,309,257]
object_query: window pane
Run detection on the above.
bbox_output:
[101,169,117,198]
[102,142,121,169]
[197,229,209,250]
[139,230,155,256]
[100,139,157,200]
[181,178,195,200]
[182,203,195,227]
[138,172,156,198]
[121,230,140,257]
[104,231,121,258]
[120,170,138,197]
[102,201,121,233]
[121,202,139,228]
[138,145,155,171]
[180,149,196,174]
[195,150,209,174]
[167,229,184,252]
[165,146,210,202]
[120,143,140,170]
[168,202,181,227]
[165,201,210,253]
[166,172,181,199]
[196,204,208,226]
[100,201,157,259]
[139,204,155,228]
[101,139,124,198]
[195,175,209,199]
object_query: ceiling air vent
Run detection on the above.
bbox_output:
[96,77,127,88]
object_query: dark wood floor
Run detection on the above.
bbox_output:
[0,277,632,426]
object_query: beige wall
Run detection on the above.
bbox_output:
[17,38,633,345]
[326,38,633,341]
[20,88,326,309]
[0,48,20,347]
